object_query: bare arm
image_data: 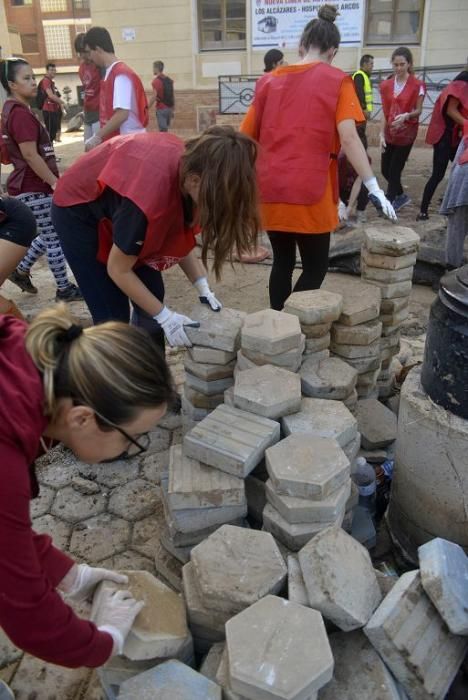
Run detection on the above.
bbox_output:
[96,109,129,141]
[45,87,64,108]
[446,96,466,127]
[106,245,164,316]
[338,119,373,183]
[407,94,425,120]
[18,142,57,189]
[148,91,157,110]
[178,249,206,284]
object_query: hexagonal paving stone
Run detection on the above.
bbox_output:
[68,514,131,562]
[30,485,56,519]
[38,449,77,489]
[78,459,140,489]
[233,365,301,420]
[100,551,156,576]
[364,225,420,256]
[191,525,287,616]
[186,306,246,352]
[226,595,333,699]
[281,397,358,447]
[266,434,350,500]
[323,276,381,327]
[241,309,302,356]
[108,479,160,520]
[91,570,192,661]
[119,660,221,700]
[298,525,382,631]
[141,449,170,484]
[51,485,107,523]
[284,289,343,325]
[132,504,167,560]
[146,427,172,455]
[300,356,357,400]
[32,514,72,551]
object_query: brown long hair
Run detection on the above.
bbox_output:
[180,126,261,279]
[301,4,341,54]
[26,304,174,422]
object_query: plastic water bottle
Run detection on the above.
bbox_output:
[352,457,376,515]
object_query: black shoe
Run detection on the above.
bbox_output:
[416,212,429,221]
[55,283,83,302]
[8,269,38,294]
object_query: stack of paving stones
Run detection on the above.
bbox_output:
[182,306,245,433]
[361,225,420,399]
[282,289,343,362]
[90,570,194,698]
[262,434,352,551]
[235,308,305,375]
[181,524,287,654]
[327,278,383,401]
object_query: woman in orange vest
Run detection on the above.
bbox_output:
[240,5,395,311]
[379,47,426,212]
[417,66,468,220]
[51,126,260,347]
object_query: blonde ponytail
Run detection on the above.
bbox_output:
[26,304,174,421]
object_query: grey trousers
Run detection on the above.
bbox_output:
[446,206,468,267]
[156,107,173,132]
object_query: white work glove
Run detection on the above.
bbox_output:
[58,564,128,603]
[92,588,145,656]
[338,200,348,222]
[392,112,409,127]
[193,276,222,311]
[154,306,200,347]
[85,134,102,152]
[364,177,397,221]
[379,133,387,151]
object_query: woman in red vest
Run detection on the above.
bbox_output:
[51,126,260,347]
[0,58,81,301]
[240,5,395,311]
[379,47,426,212]
[417,66,468,220]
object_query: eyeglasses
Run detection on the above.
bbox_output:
[93,408,151,462]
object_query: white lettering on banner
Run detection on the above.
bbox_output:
[251,0,364,48]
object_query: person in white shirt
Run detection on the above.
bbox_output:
[83,27,148,151]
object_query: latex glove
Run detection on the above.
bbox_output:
[379,133,387,151]
[58,564,128,602]
[85,134,102,152]
[154,306,200,347]
[92,588,145,655]
[338,200,348,222]
[392,112,409,127]
[193,276,222,311]
[364,177,397,221]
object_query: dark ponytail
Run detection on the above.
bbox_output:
[301,4,341,54]
[0,58,29,94]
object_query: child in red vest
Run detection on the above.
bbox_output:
[379,47,426,212]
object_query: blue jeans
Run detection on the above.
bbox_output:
[51,202,165,345]
[156,107,173,132]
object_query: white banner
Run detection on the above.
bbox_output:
[251,0,364,49]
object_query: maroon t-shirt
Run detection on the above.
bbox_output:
[7,108,54,194]
[41,77,60,113]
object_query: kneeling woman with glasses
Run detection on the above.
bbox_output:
[0,303,173,671]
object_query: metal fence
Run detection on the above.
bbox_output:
[218,64,466,119]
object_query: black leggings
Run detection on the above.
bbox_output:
[420,130,458,214]
[381,142,413,202]
[267,231,330,311]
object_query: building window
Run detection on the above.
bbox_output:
[73,0,90,10]
[198,0,246,51]
[10,0,33,6]
[43,24,72,59]
[40,0,68,12]
[366,0,424,45]
[20,33,39,53]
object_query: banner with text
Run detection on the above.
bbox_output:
[252,0,364,49]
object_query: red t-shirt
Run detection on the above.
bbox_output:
[152,75,169,110]
[7,107,53,194]
[41,77,60,113]
[79,62,101,114]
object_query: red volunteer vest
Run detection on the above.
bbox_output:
[53,132,196,271]
[1,100,58,195]
[100,62,149,139]
[254,62,345,205]
[380,75,424,146]
[459,121,468,165]
[426,79,468,147]
[79,61,101,113]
